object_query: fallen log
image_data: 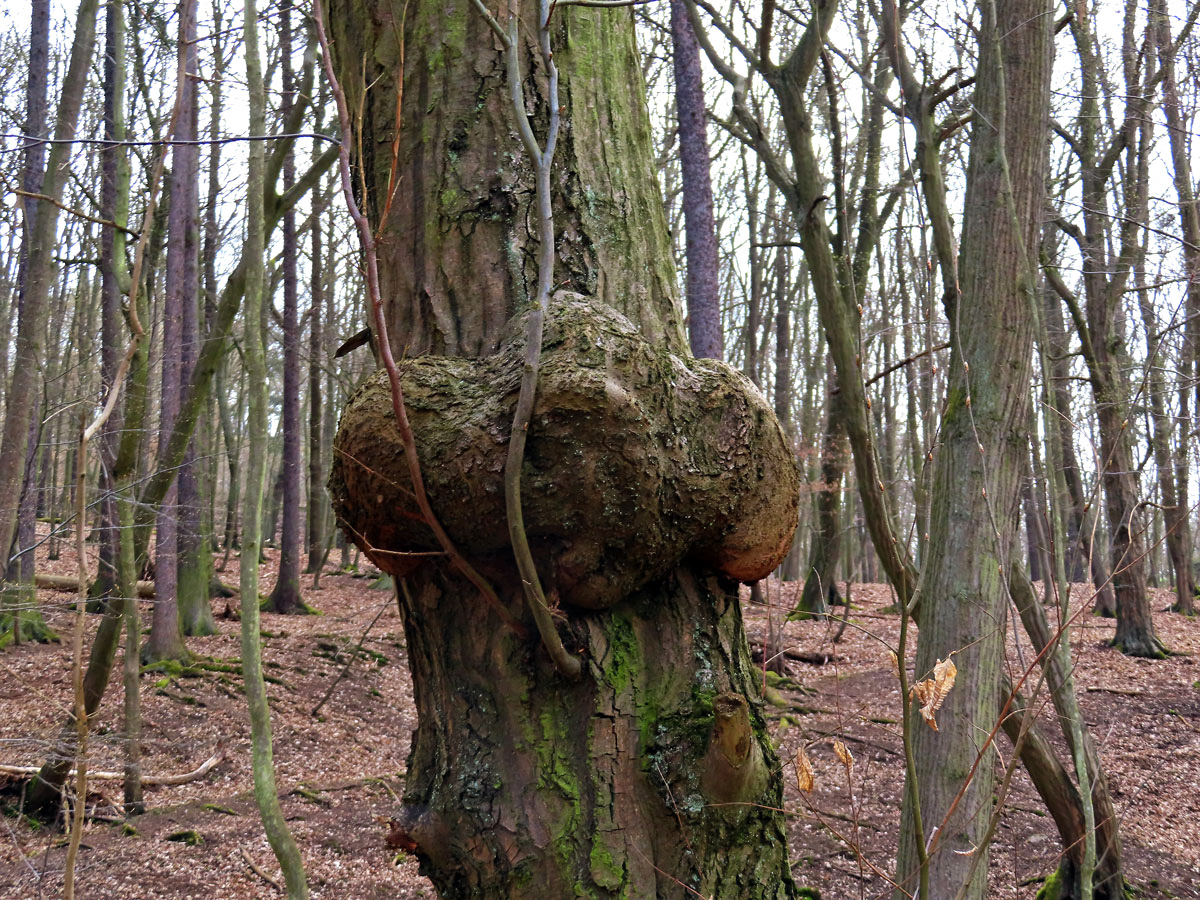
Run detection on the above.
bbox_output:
[34,573,155,598]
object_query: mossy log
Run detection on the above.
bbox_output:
[331,294,798,609]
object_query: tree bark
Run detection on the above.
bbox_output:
[1152,0,1199,615]
[306,125,329,574]
[177,0,215,637]
[1039,252,1117,613]
[895,3,1053,898]
[324,2,798,895]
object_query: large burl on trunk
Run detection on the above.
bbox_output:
[323,0,801,895]
[331,296,800,897]
[333,295,797,604]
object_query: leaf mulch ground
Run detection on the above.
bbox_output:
[1,534,1198,899]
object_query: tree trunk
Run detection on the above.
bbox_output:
[1153,0,1199,615]
[1066,0,1163,656]
[267,0,305,614]
[795,358,845,617]
[0,0,98,639]
[895,2,1053,898]
[242,0,309,891]
[177,0,215,637]
[306,133,329,574]
[324,1,799,896]
[146,0,198,664]
[669,0,721,360]
[1039,255,1117,612]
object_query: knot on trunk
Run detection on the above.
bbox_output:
[330,294,799,609]
[700,692,768,805]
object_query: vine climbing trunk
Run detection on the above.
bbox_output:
[323,1,800,896]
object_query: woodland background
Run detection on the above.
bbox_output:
[0,0,1198,897]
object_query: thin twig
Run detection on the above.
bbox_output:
[486,0,582,679]
[311,596,392,717]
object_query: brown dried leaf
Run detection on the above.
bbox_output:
[888,650,900,677]
[796,747,815,793]
[833,739,854,772]
[910,655,957,731]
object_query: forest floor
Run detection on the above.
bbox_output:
[1,530,1199,899]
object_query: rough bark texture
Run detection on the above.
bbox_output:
[327,0,683,360]
[894,2,1052,898]
[325,2,798,895]
[332,296,798,605]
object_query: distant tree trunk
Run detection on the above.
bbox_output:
[306,137,328,574]
[218,357,242,550]
[268,0,305,613]
[0,0,98,642]
[773,240,801,583]
[1064,1,1163,656]
[669,0,720,360]
[6,409,45,639]
[204,0,228,557]
[1137,274,1190,623]
[177,0,215,636]
[1039,254,1117,612]
[895,3,1053,899]
[324,1,800,895]
[795,358,845,617]
[742,155,763,385]
[96,0,129,608]
[3,0,48,633]
[146,0,198,663]
[1024,473,1046,584]
[1153,0,1198,615]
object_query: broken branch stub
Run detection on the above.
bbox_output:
[330,294,799,609]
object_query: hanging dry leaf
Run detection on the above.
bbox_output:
[910,655,957,731]
[888,650,900,677]
[796,747,815,793]
[833,740,854,772]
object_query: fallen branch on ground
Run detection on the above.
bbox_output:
[34,573,155,597]
[0,744,225,785]
[239,847,283,892]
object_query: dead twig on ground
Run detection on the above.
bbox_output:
[239,847,283,893]
[0,744,226,785]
